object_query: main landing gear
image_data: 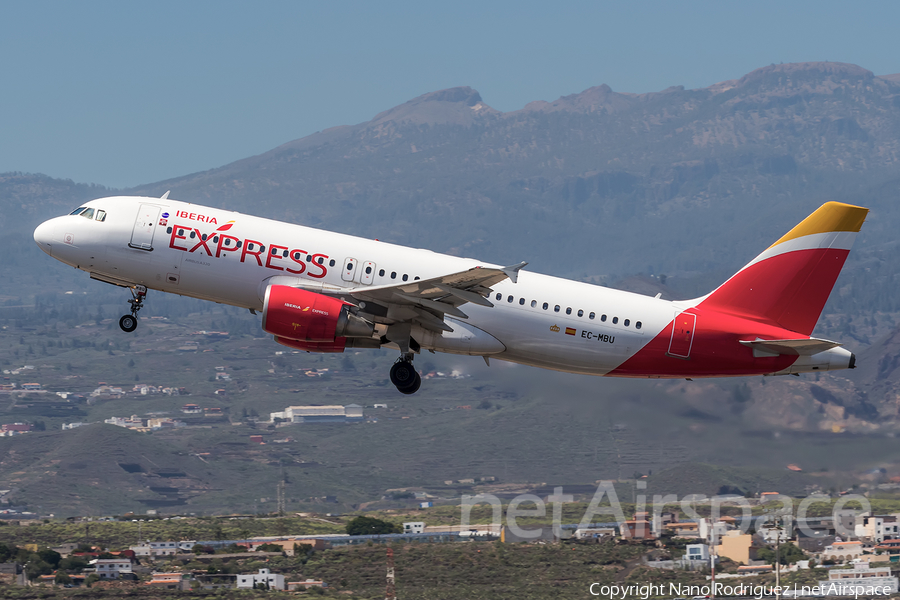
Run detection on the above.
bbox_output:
[119,285,147,333]
[390,354,421,395]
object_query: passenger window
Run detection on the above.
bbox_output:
[542,302,548,310]
[612,317,619,324]
[379,269,385,276]
[294,252,301,260]
[589,312,595,320]
[225,238,231,246]
[414,276,420,280]
[202,234,207,241]
[346,263,353,270]
[554,305,560,313]
[283,250,289,257]
[624,319,630,327]
[507,295,514,303]
[531,300,537,308]
[330,259,336,267]
[213,236,219,243]
[70,207,87,215]
[391,272,397,279]
[259,245,265,252]
[80,208,95,220]
[306,255,312,262]
[95,210,106,222]
[190,231,196,238]
[236,241,241,248]
[577,309,584,317]
[365,266,372,274]
[402,274,409,281]
[601,315,607,322]
[565,307,572,315]
[636,321,642,330]
[178,229,185,236]
[496,293,502,301]
[272,248,278,255]
[318,257,324,264]
[166,227,172,234]
[519,298,525,305]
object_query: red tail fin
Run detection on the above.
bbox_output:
[697,202,868,335]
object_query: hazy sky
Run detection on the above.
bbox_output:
[2,1,899,189]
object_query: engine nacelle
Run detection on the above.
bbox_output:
[275,336,347,353]
[262,285,374,344]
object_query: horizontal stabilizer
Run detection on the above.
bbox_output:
[739,337,841,357]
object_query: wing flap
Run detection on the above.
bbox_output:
[739,337,842,357]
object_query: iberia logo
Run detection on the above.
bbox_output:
[216,220,236,232]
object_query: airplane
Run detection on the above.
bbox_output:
[33,195,867,394]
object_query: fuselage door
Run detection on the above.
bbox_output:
[129,204,161,251]
[667,312,696,359]
[341,257,358,282]
[360,261,376,285]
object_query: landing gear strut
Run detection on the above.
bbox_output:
[390,354,421,395]
[119,285,147,333]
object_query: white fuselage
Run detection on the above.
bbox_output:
[34,196,670,375]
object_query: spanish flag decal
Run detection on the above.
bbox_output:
[565,327,576,336]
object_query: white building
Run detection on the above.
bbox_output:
[685,544,710,562]
[855,514,900,543]
[130,541,180,557]
[237,568,285,590]
[817,565,898,596]
[269,405,363,423]
[403,522,425,534]
[90,558,133,579]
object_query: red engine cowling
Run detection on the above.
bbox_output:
[275,336,346,353]
[262,285,374,349]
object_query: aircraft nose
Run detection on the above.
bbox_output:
[33,218,60,256]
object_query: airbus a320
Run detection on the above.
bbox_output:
[33,196,867,394]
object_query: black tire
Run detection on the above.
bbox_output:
[398,372,422,395]
[119,314,138,333]
[390,361,417,389]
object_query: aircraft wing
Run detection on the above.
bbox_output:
[350,262,527,332]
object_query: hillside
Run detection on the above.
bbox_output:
[3,61,900,514]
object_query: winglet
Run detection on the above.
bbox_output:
[160,191,171,200]
[502,262,528,284]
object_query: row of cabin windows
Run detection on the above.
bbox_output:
[374,268,419,282]
[494,293,642,330]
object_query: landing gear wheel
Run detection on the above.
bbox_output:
[119,314,138,332]
[398,372,421,395]
[390,360,421,393]
[119,285,147,333]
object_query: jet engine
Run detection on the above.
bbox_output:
[262,285,374,351]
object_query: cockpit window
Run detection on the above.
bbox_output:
[80,208,95,220]
[95,209,106,222]
[70,207,87,215]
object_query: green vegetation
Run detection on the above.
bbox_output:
[345,515,401,535]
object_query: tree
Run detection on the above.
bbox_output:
[345,516,401,536]
[55,570,72,585]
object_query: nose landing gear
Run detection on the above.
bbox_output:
[390,354,421,395]
[119,285,147,333]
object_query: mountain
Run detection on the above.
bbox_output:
[121,62,900,287]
